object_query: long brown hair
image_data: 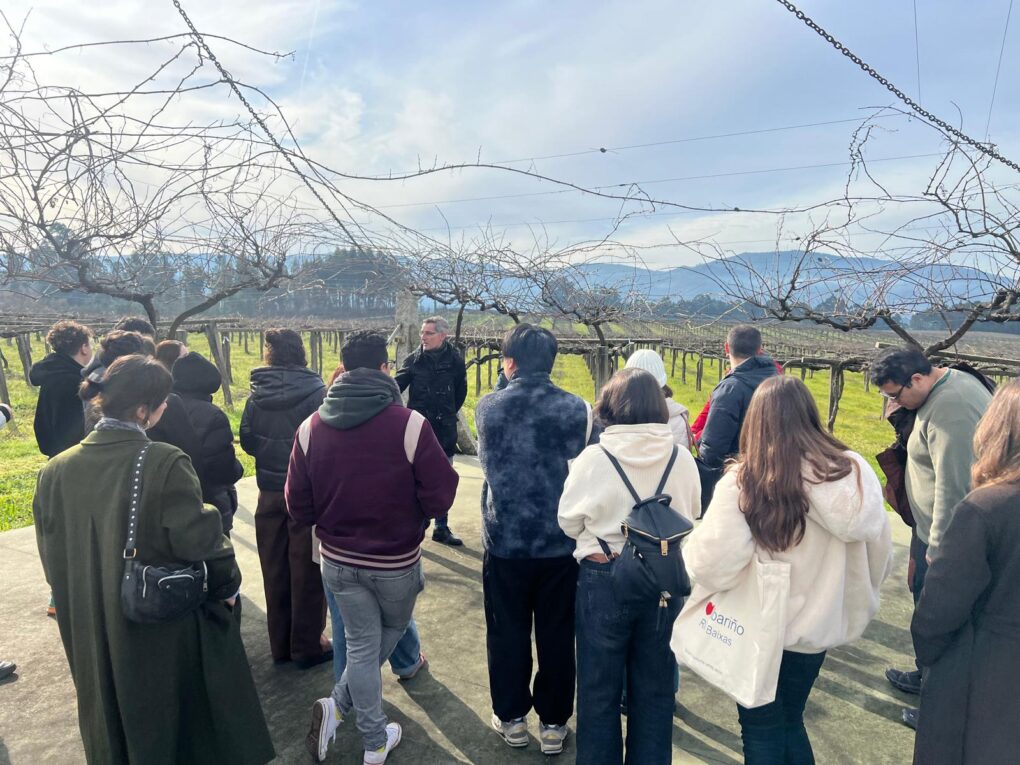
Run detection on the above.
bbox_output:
[971,380,1020,488]
[735,376,856,552]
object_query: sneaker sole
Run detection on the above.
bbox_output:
[491,717,529,748]
[306,701,327,762]
[540,736,565,755]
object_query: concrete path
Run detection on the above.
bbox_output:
[0,458,918,764]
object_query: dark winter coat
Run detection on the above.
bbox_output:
[172,352,244,531]
[29,352,85,457]
[475,371,593,559]
[395,341,468,456]
[33,429,274,764]
[695,354,779,511]
[286,368,459,570]
[240,365,326,491]
[912,481,1020,765]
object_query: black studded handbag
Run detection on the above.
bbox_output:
[120,443,207,623]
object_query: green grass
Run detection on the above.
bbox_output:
[0,332,894,531]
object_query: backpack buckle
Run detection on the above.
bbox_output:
[660,539,668,556]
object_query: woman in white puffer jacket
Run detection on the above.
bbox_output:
[683,375,893,765]
[559,368,700,765]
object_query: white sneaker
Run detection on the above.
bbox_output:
[306,697,342,762]
[363,722,402,764]
[539,723,568,755]
[491,714,529,747]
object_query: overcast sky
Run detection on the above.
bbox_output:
[5,0,1019,267]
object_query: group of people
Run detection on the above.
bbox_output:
[7,313,1018,764]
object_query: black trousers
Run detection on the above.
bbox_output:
[483,552,578,726]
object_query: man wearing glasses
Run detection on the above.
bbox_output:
[395,316,468,546]
[870,346,992,730]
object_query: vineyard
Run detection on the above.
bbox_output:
[3,309,1019,533]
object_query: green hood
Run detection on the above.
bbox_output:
[318,368,403,429]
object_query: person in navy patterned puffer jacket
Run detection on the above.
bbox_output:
[475,323,596,755]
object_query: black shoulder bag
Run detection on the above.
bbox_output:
[121,443,208,623]
[597,445,695,619]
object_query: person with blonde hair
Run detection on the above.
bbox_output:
[911,379,1020,764]
[684,375,892,764]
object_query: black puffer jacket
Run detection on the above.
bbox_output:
[394,342,467,456]
[695,354,780,512]
[240,365,325,491]
[172,352,244,530]
[30,353,86,458]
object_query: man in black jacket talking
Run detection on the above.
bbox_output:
[695,325,779,514]
[395,316,468,546]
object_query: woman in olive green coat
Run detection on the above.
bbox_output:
[33,355,275,764]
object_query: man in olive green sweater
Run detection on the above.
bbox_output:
[871,346,993,730]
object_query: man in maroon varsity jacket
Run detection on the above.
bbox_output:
[286,329,459,764]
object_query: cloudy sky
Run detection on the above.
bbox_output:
[5,0,1019,267]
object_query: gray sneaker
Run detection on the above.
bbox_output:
[539,723,568,755]
[491,714,529,747]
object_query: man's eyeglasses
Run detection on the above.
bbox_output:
[880,382,912,401]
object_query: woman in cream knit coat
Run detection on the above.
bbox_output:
[559,368,701,764]
[684,375,892,765]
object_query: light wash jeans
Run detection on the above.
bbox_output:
[325,585,422,680]
[321,559,424,751]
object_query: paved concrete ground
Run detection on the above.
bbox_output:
[0,457,918,764]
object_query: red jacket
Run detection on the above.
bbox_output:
[285,403,458,570]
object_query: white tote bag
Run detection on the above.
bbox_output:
[671,552,791,708]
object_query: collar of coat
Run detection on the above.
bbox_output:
[82,429,149,446]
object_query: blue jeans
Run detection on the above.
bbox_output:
[737,650,826,765]
[325,585,422,681]
[575,559,681,765]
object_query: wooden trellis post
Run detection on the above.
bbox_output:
[475,345,482,396]
[827,363,846,433]
[681,352,687,385]
[695,354,704,392]
[309,331,320,378]
[258,331,265,362]
[15,334,33,386]
[203,322,233,408]
[221,336,232,385]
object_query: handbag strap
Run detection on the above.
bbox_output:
[123,443,154,560]
[599,444,679,504]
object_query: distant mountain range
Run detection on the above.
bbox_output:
[577,250,999,308]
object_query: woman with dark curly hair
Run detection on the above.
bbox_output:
[240,328,331,668]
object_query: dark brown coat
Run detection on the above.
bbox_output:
[912,481,1020,764]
